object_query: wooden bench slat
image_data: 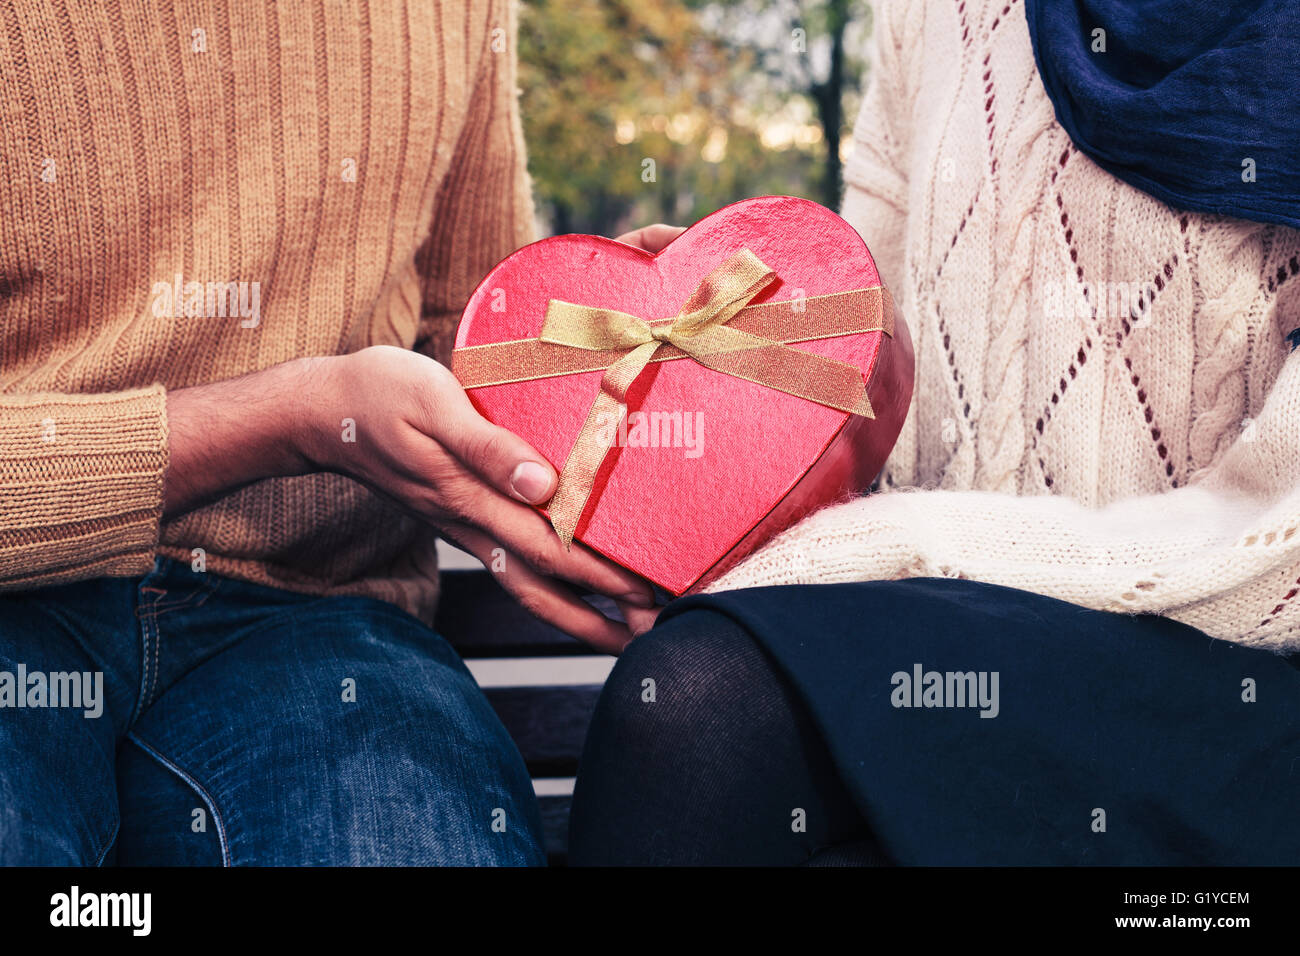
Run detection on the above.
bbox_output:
[485,685,601,777]
[435,569,596,657]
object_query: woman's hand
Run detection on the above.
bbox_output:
[615,223,684,254]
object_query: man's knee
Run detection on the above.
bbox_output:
[320,664,545,866]
[0,717,118,865]
[129,602,546,866]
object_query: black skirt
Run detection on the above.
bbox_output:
[660,578,1300,865]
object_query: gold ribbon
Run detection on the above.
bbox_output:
[453,249,895,547]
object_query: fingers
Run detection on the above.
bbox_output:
[429,379,557,505]
[473,486,656,606]
[455,483,655,606]
[411,441,655,606]
[444,524,633,654]
[399,383,657,606]
[614,223,686,254]
[402,347,658,615]
[616,600,662,639]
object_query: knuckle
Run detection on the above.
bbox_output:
[512,586,550,621]
[460,427,510,477]
[436,476,480,519]
[524,540,562,577]
[419,453,462,492]
[412,363,452,416]
[425,358,458,394]
[400,358,455,429]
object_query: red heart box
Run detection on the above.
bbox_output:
[452,196,913,595]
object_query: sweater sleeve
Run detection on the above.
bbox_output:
[839,0,919,292]
[0,385,169,590]
[711,0,1300,652]
[840,0,924,487]
[708,348,1300,651]
[415,0,536,366]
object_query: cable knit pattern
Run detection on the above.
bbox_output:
[710,0,1300,652]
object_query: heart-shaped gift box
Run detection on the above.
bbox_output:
[452,196,913,595]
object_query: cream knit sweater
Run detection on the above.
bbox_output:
[711,0,1300,653]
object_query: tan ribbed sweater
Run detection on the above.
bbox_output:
[0,0,534,623]
[711,0,1300,652]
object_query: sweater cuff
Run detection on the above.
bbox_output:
[0,385,169,589]
[705,491,927,592]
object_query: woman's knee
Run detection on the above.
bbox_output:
[571,605,868,865]
[592,608,781,747]
[578,607,812,802]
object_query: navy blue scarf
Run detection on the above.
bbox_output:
[1025,0,1300,229]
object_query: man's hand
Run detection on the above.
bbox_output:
[164,223,685,651]
[165,348,655,653]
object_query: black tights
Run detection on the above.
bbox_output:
[568,608,889,866]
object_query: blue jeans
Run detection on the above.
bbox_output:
[0,556,545,865]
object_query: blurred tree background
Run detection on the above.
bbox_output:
[517,0,872,237]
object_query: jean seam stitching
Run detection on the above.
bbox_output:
[130,558,167,726]
[144,575,223,615]
[125,731,232,866]
[142,577,230,708]
[130,611,155,726]
[92,814,121,867]
[147,610,162,707]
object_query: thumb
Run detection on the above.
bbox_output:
[616,600,662,639]
[438,388,557,505]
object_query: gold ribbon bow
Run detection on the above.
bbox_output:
[453,248,895,547]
